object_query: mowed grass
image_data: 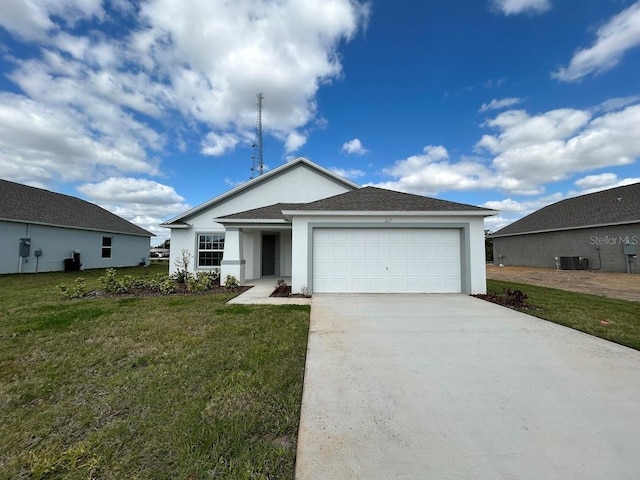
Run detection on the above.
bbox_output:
[487,279,640,351]
[0,265,310,479]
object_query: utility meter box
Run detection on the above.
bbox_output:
[19,238,31,257]
[34,248,43,257]
[623,243,637,255]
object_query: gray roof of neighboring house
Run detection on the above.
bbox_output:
[218,186,492,221]
[493,182,640,237]
[0,179,153,237]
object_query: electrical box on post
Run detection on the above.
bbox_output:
[19,238,31,257]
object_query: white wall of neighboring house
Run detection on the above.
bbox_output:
[167,163,354,275]
[0,220,151,274]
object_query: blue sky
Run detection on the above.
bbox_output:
[1,0,639,244]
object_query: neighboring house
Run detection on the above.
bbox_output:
[162,157,496,294]
[0,179,153,274]
[492,183,640,274]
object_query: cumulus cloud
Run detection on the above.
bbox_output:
[330,167,366,179]
[373,146,500,195]
[0,0,369,232]
[552,2,640,82]
[201,132,239,156]
[479,105,640,189]
[375,100,640,198]
[479,97,523,113]
[285,132,308,153]
[573,173,640,194]
[77,177,190,238]
[341,138,368,155]
[574,173,619,189]
[0,93,160,185]
[490,0,551,16]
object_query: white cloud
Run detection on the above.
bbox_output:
[138,0,370,135]
[330,167,366,179]
[552,2,640,82]
[77,177,190,238]
[475,105,640,189]
[285,132,307,153]
[201,132,239,156]
[374,146,498,195]
[593,94,640,113]
[341,138,368,155]
[0,0,104,40]
[573,174,640,194]
[479,97,523,113]
[0,0,367,235]
[574,173,619,189]
[0,93,160,185]
[482,198,527,212]
[0,0,369,193]
[490,0,551,16]
[376,100,640,198]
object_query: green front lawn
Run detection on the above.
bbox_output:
[487,279,640,351]
[0,266,310,479]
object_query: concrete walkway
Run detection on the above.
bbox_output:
[227,276,311,305]
[295,294,640,479]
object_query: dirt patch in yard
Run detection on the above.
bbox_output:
[486,264,640,303]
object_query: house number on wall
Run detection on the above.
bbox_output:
[384,218,393,223]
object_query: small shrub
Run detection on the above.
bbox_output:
[272,279,290,297]
[99,269,138,294]
[57,278,87,299]
[147,273,177,294]
[503,288,529,308]
[224,275,240,290]
[475,287,531,309]
[299,284,310,297]
[173,249,193,284]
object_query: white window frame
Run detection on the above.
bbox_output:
[197,233,225,268]
[102,236,112,259]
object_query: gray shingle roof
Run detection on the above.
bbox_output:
[0,179,153,237]
[217,186,491,221]
[493,183,640,237]
[218,203,304,220]
[287,186,490,212]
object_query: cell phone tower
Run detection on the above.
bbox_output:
[250,92,264,179]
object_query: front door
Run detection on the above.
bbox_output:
[262,233,278,276]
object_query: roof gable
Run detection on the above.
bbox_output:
[162,157,359,226]
[493,183,640,237]
[0,179,153,236]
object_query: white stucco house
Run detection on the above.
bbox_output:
[161,157,496,294]
[0,179,153,274]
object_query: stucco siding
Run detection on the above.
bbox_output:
[493,224,640,273]
[1,220,150,274]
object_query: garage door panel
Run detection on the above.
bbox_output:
[313,228,461,293]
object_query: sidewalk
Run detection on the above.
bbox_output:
[227,276,312,305]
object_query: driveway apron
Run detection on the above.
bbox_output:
[295,294,640,479]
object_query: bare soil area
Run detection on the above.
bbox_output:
[486,264,640,303]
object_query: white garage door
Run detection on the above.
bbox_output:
[313,228,461,293]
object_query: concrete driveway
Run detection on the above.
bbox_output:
[295,294,640,479]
